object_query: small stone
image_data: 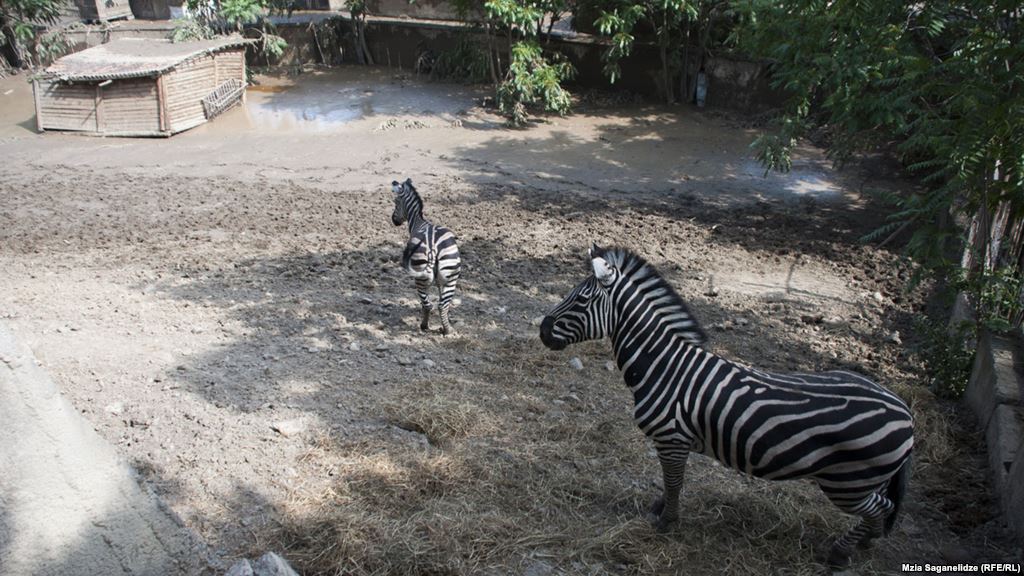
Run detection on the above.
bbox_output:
[421,359,436,368]
[374,343,389,352]
[872,291,884,302]
[492,306,508,315]
[270,419,306,438]
[569,357,584,370]
[348,342,361,352]
[734,317,749,326]
[359,296,374,304]
[253,552,300,576]
[801,315,824,325]
[397,356,413,366]
[888,331,902,345]
[565,393,581,403]
[605,360,616,371]
[225,559,255,576]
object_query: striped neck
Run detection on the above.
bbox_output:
[399,189,425,232]
[597,249,707,382]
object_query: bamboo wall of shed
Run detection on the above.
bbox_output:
[36,80,97,132]
[98,78,160,134]
[214,50,246,88]
[164,55,217,133]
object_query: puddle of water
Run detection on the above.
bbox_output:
[739,159,842,199]
[247,84,291,93]
[205,67,481,135]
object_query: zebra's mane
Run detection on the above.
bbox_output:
[399,180,425,218]
[599,247,707,348]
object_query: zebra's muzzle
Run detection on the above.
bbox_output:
[539,317,567,350]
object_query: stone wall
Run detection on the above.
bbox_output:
[964,328,1024,539]
[274,15,785,112]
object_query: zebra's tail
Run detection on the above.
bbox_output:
[884,454,911,536]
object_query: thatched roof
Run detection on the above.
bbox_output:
[39,36,251,82]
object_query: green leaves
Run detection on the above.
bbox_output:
[0,0,66,67]
[497,40,575,126]
[221,0,265,26]
[739,0,1024,328]
[484,0,542,32]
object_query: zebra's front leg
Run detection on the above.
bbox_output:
[649,447,690,532]
[415,279,432,331]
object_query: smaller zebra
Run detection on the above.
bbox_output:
[390,178,461,335]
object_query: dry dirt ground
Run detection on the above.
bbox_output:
[1,66,1020,575]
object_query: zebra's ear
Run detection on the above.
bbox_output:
[404,178,413,187]
[588,242,603,259]
[592,255,616,286]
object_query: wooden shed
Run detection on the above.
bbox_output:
[33,36,250,137]
[73,0,133,22]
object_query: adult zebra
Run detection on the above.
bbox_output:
[390,178,461,335]
[538,245,913,568]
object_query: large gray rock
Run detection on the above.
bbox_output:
[0,323,209,576]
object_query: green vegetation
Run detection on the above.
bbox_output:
[0,0,65,69]
[172,0,288,61]
[733,0,1024,333]
[438,0,574,126]
[592,0,728,104]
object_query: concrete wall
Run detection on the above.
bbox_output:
[964,328,1024,539]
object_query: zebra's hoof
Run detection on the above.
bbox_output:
[420,323,429,331]
[826,544,852,569]
[651,514,677,533]
[648,496,665,517]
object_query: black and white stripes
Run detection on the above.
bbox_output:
[539,245,913,568]
[390,178,461,335]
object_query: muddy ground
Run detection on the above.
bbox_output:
[1,66,1020,574]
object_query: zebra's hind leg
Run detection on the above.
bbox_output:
[415,278,432,331]
[437,277,458,336]
[826,491,893,568]
[649,446,690,532]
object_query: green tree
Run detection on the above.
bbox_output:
[590,0,727,103]
[439,0,574,126]
[175,0,287,61]
[733,0,1024,329]
[0,0,64,68]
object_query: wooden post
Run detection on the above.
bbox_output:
[240,49,247,102]
[156,75,168,132]
[94,83,102,133]
[32,79,44,132]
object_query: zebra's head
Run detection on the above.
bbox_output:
[391,178,422,226]
[540,244,707,351]
[539,243,615,351]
